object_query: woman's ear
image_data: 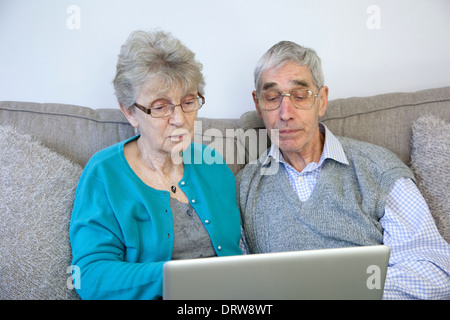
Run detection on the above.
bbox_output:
[120,104,139,129]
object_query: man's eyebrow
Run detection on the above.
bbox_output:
[262,82,277,90]
[291,79,310,88]
[261,79,311,91]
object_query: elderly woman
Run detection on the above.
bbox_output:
[70,30,242,300]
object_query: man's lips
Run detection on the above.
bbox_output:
[278,128,301,136]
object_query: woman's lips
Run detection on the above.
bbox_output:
[169,128,191,142]
[169,134,186,142]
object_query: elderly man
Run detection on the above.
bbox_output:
[236,40,450,299]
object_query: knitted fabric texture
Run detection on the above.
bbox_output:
[411,115,450,243]
[237,136,415,253]
[0,126,82,299]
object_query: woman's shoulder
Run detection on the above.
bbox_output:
[84,136,136,174]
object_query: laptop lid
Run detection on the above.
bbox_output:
[163,245,390,300]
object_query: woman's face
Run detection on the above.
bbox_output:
[124,82,199,159]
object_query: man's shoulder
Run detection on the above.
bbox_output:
[337,136,407,169]
[336,136,415,185]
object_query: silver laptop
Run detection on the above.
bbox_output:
[163,245,390,300]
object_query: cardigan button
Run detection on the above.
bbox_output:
[191,199,196,204]
[180,181,185,186]
[204,219,210,224]
[217,246,222,251]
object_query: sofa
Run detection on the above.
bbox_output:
[1,86,449,300]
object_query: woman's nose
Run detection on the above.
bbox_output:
[169,104,187,125]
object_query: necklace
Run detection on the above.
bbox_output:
[135,139,180,195]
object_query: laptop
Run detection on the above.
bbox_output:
[163,245,390,300]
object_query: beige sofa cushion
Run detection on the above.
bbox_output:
[0,101,245,173]
[321,86,450,164]
[410,115,450,243]
[238,86,450,165]
[0,101,135,167]
[0,126,82,299]
[196,117,244,174]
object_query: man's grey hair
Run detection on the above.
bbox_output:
[254,41,324,91]
[113,30,205,108]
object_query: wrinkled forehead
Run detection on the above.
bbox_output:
[139,75,197,100]
[259,62,316,91]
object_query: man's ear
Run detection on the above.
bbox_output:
[252,90,263,118]
[318,86,329,117]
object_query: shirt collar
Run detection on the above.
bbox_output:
[262,122,349,168]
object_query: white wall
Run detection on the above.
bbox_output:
[1,0,449,119]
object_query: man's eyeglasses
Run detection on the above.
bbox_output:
[133,93,205,118]
[257,88,321,111]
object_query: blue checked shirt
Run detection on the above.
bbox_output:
[243,123,450,300]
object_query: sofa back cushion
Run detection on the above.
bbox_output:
[0,101,135,167]
[2,86,450,170]
[0,101,246,173]
[322,86,450,165]
[238,86,450,165]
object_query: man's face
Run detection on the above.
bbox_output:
[253,61,328,157]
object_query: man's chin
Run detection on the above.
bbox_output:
[276,140,304,154]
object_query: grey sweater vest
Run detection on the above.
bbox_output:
[237,136,415,253]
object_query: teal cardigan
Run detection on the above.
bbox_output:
[70,136,242,300]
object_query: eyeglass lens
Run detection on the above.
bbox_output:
[260,89,314,110]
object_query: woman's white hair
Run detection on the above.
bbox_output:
[113,30,205,108]
[254,41,324,91]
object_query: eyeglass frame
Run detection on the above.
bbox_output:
[132,92,205,118]
[256,87,322,111]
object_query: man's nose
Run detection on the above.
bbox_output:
[279,94,295,120]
